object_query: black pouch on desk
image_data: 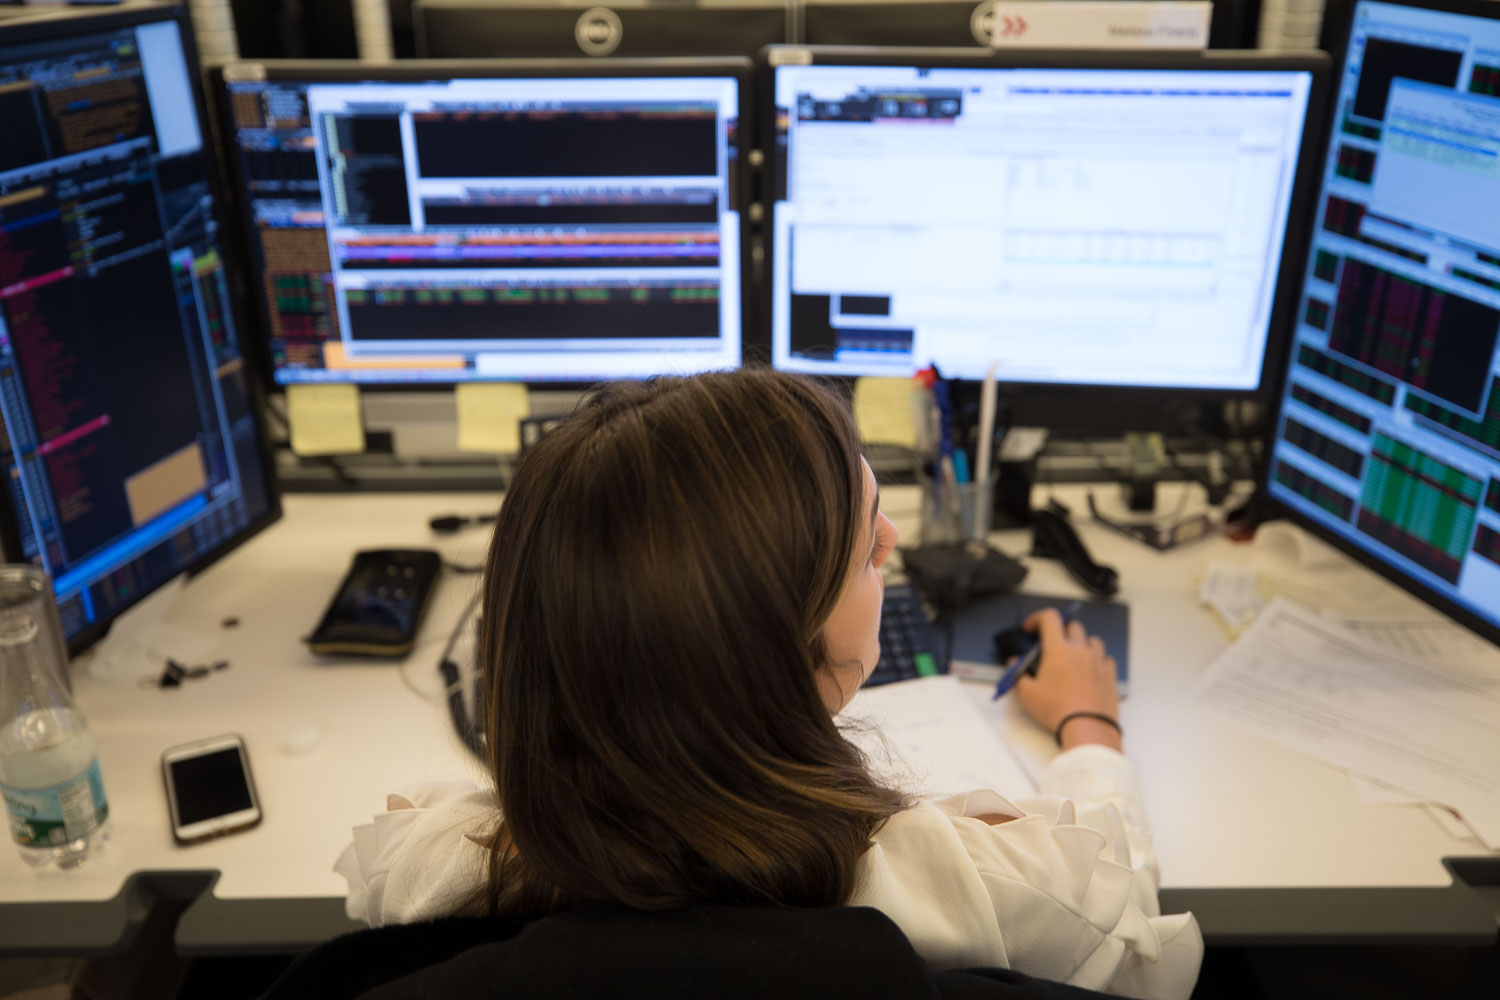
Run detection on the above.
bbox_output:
[306,549,442,657]
[899,542,1027,615]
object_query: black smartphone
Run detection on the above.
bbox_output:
[306,549,442,656]
[162,734,262,845]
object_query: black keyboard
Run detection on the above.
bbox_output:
[867,584,944,687]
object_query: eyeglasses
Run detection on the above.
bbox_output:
[1086,493,1220,552]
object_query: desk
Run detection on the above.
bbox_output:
[0,486,1494,956]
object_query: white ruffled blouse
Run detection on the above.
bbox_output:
[334,744,1203,1000]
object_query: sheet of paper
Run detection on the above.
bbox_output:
[1350,752,1488,843]
[1331,615,1500,682]
[1425,802,1480,842]
[455,382,528,453]
[286,384,364,456]
[839,675,1036,800]
[1336,615,1500,839]
[998,427,1048,462]
[853,377,917,449]
[1194,597,1500,849]
[1349,772,1425,806]
[1198,562,1266,635]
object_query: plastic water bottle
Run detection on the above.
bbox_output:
[0,567,109,870]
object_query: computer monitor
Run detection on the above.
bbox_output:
[413,0,790,58]
[798,0,1257,49]
[763,48,1329,409]
[0,3,280,652]
[1264,0,1500,647]
[216,59,749,385]
[800,0,1000,47]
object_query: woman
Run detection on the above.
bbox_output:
[336,369,1202,999]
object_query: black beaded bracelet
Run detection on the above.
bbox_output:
[1054,712,1122,747]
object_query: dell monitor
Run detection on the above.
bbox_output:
[413,0,790,59]
[800,0,1006,47]
[1264,0,1500,647]
[216,59,749,384]
[764,48,1329,412]
[0,3,280,652]
[798,0,1258,49]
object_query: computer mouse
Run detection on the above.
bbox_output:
[993,624,1037,664]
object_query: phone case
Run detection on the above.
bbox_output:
[162,735,262,845]
[305,549,443,657]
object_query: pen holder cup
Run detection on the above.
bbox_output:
[917,473,996,545]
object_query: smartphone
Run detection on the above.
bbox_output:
[161,734,262,845]
[305,549,442,656]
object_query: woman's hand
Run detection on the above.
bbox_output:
[1013,608,1122,752]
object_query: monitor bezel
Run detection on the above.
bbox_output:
[211,56,756,392]
[1260,0,1500,651]
[0,1,284,655]
[756,45,1333,417]
[413,0,795,59]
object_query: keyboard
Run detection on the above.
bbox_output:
[866,584,944,687]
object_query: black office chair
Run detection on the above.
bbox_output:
[259,901,1129,999]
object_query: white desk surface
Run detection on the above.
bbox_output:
[1,485,1495,946]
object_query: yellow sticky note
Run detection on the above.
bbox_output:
[286,383,365,456]
[456,382,529,454]
[853,376,917,448]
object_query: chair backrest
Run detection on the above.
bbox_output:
[260,902,1129,999]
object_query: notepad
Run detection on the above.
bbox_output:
[455,382,529,454]
[286,384,364,456]
[839,675,1036,799]
[853,376,918,449]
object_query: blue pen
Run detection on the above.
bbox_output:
[992,600,1084,700]
[931,372,954,465]
[952,447,971,485]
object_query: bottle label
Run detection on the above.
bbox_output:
[2,759,109,849]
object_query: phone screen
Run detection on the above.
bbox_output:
[170,748,253,826]
[332,558,426,634]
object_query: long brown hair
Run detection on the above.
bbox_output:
[475,368,905,916]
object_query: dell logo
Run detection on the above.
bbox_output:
[575,7,624,55]
[971,0,997,45]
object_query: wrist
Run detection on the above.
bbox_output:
[1056,714,1122,752]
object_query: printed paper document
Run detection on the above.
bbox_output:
[841,675,1037,799]
[1195,598,1500,849]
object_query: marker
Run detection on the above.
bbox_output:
[975,361,999,487]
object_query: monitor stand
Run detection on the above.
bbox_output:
[1121,431,1166,512]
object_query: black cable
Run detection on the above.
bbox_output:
[1034,439,1057,508]
[1160,442,1230,508]
[439,657,486,761]
[263,403,359,487]
[316,454,359,489]
[261,399,291,442]
[1030,501,1119,599]
[438,591,486,760]
[1078,438,1128,482]
[430,513,497,534]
